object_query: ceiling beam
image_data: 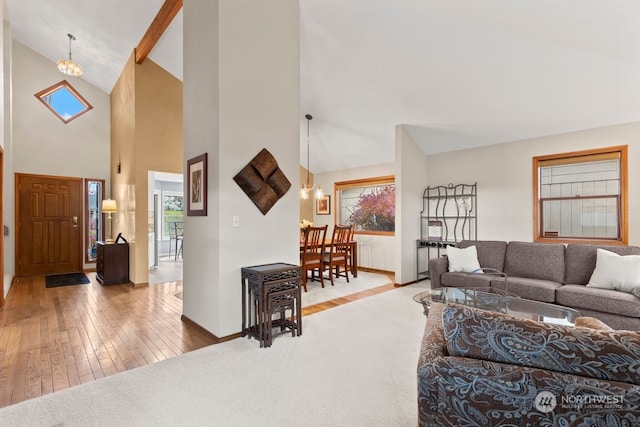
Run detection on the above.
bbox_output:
[135,0,183,64]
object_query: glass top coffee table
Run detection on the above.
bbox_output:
[413,287,582,325]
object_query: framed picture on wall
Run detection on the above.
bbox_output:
[187,153,207,216]
[316,195,331,215]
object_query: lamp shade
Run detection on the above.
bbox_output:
[102,199,118,213]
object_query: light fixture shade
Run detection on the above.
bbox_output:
[102,199,118,213]
[314,185,324,200]
[299,186,310,199]
[300,114,324,200]
[58,33,83,77]
[57,58,83,76]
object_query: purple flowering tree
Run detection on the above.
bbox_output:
[347,185,395,231]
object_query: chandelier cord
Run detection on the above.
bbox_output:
[67,33,76,60]
[306,116,311,186]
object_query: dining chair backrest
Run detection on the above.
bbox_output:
[329,224,352,255]
[341,223,355,242]
[173,221,184,237]
[302,225,328,258]
[300,225,328,291]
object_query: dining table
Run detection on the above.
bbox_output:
[299,239,358,278]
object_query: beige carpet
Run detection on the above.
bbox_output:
[301,270,393,307]
[0,281,430,427]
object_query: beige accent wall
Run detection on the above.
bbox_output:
[299,165,313,222]
[111,52,183,285]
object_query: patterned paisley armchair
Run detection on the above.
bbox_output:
[417,303,640,426]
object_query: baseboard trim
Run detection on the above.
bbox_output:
[357,267,402,286]
[180,314,243,344]
[131,281,148,288]
[395,280,417,287]
[358,267,393,275]
[356,268,429,287]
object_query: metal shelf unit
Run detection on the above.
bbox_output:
[416,183,477,281]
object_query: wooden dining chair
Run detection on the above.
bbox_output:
[343,224,355,277]
[300,225,328,292]
[322,224,352,286]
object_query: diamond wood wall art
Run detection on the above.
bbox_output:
[187,153,207,216]
[233,148,291,215]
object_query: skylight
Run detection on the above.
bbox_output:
[34,80,93,124]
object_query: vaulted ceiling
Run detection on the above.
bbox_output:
[6,1,640,173]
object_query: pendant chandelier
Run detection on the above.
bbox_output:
[300,114,324,200]
[57,33,83,77]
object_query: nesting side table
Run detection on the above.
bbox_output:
[240,263,302,347]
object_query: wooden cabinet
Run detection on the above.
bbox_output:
[96,241,130,285]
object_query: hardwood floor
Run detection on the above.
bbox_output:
[0,273,214,408]
[0,270,397,409]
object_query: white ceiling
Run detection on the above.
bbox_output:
[6,1,640,173]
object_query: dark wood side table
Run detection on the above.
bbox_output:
[96,241,130,285]
[241,263,302,347]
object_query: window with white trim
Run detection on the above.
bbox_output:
[162,191,184,240]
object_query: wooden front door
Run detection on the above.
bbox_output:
[17,174,83,277]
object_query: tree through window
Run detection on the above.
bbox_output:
[335,175,395,235]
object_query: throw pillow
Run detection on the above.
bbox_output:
[447,245,482,273]
[586,249,640,296]
[574,316,613,331]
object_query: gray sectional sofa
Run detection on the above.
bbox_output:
[428,240,640,330]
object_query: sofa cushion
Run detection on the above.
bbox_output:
[504,241,565,283]
[586,249,640,297]
[440,272,493,288]
[556,285,640,319]
[457,240,507,272]
[418,355,640,426]
[564,243,640,286]
[442,304,640,385]
[418,302,447,367]
[490,276,561,303]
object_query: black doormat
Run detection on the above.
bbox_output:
[45,273,90,288]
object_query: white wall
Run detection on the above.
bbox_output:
[426,122,640,245]
[314,162,395,272]
[4,40,111,284]
[1,36,109,297]
[11,40,110,179]
[395,125,428,285]
[183,0,300,337]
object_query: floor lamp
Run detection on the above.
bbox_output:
[102,199,118,243]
